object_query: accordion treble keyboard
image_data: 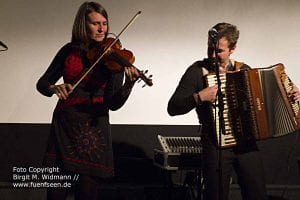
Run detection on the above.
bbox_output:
[206,73,237,147]
[153,135,202,170]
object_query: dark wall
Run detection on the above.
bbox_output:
[0,123,300,185]
[0,123,200,184]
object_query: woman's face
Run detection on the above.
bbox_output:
[86,11,108,42]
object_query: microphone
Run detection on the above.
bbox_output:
[0,41,8,49]
[208,28,218,39]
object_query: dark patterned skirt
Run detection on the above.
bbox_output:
[43,103,114,178]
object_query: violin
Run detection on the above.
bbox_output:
[72,11,152,90]
[87,37,153,87]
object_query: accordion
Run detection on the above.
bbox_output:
[205,63,300,148]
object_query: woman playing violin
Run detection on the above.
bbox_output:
[36,2,139,200]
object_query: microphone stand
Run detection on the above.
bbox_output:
[211,36,225,200]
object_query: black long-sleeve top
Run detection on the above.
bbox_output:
[167,59,213,132]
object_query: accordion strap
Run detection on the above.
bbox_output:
[232,60,248,71]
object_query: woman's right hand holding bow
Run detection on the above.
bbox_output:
[49,84,73,100]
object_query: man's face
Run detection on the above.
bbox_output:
[207,37,235,69]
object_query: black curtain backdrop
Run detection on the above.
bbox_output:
[0,123,300,185]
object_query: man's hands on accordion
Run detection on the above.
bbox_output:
[193,81,300,106]
[291,84,300,102]
[194,85,218,104]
